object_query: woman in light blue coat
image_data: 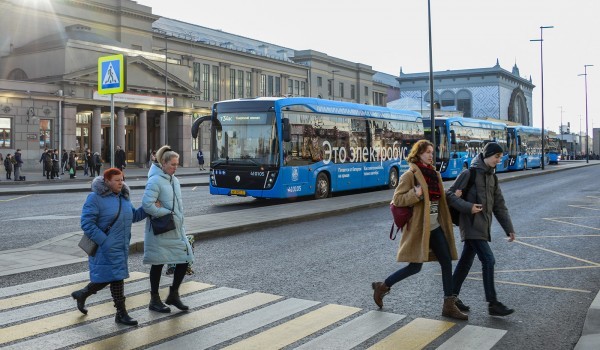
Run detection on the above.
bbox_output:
[71,168,147,326]
[142,145,195,313]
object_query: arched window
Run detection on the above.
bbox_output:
[441,90,455,107]
[508,88,529,125]
[423,91,439,104]
[456,90,472,117]
[7,68,28,80]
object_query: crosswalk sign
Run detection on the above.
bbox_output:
[98,54,126,94]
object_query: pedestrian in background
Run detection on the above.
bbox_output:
[39,147,49,177]
[13,149,23,181]
[71,168,148,326]
[61,149,68,175]
[93,152,102,177]
[446,142,516,317]
[51,149,60,179]
[68,150,78,179]
[142,145,195,314]
[84,149,91,176]
[44,149,53,179]
[3,153,12,180]
[372,139,467,320]
[196,149,205,171]
[0,153,3,181]
[115,145,126,171]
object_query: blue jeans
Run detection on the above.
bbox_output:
[385,227,453,297]
[452,239,497,302]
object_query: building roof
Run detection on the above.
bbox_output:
[153,17,295,63]
[373,72,400,88]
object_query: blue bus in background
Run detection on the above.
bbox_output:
[423,117,509,179]
[546,137,562,164]
[198,97,424,199]
[507,126,544,170]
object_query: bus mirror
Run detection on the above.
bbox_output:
[282,118,291,142]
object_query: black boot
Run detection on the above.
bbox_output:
[149,292,171,313]
[165,286,189,311]
[115,299,138,326]
[71,286,93,315]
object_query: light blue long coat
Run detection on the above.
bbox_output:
[142,163,195,265]
[81,177,147,283]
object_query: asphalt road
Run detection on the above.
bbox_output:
[1,165,598,349]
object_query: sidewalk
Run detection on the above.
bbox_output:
[1,160,599,348]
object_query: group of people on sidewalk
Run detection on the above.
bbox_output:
[372,140,516,321]
[1,150,23,180]
[71,145,194,326]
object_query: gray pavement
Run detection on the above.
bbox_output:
[1,160,599,348]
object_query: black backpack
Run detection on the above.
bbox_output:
[450,168,477,226]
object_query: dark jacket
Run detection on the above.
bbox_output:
[115,149,126,169]
[81,177,147,283]
[446,154,514,241]
[14,152,23,167]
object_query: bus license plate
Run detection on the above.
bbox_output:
[230,189,246,196]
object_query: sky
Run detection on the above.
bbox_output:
[138,0,599,135]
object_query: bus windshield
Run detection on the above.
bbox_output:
[211,112,279,167]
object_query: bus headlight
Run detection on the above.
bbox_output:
[264,171,278,189]
[210,174,216,186]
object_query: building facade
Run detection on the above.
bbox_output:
[0,0,390,168]
[395,61,535,125]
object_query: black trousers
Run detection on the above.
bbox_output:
[150,264,188,294]
[87,279,125,304]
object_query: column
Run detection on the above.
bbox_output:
[176,113,193,167]
[91,107,102,155]
[138,110,148,165]
[117,108,126,151]
[62,104,77,151]
[160,112,167,146]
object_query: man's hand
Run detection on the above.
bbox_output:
[507,232,515,242]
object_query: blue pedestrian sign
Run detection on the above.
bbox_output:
[98,54,126,94]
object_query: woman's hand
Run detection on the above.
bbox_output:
[155,200,162,208]
[414,184,423,197]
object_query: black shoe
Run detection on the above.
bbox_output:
[71,288,91,315]
[115,301,138,326]
[455,296,470,312]
[489,301,514,316]
[165,286,189,311]
[149,293,171,313]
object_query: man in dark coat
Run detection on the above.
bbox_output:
[115,146,126,171]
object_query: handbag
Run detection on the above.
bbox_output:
[389,204,413,240]
[78,197,121,256]
[150,182,177,235]
[450,168,476,226]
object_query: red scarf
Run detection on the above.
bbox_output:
[416,162,441,201]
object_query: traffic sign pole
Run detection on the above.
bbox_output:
[110,94,115,169]
[98,54,126,170]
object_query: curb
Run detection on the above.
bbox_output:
[575,291,600,350]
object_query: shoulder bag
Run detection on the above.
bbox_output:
[78,196,122,256]
[389,172,417,240]
[150,181,176,235]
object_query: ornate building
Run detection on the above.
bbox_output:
[395,60,535,125]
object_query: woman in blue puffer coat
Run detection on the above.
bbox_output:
[142,145,195,313]
[71,168,147,326]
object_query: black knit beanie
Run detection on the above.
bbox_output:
[482,142,503,158]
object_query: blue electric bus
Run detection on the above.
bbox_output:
[546,137,562,164]
[423,117,509,179]
[195,97,424,199]
[506,126,544,170]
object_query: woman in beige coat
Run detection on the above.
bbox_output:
[372,139,467,320]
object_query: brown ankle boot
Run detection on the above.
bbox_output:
[442,296,468,320]
[371,282,390,309]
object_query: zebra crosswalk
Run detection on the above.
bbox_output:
[0,271,507,349]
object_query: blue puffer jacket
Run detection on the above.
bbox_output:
[142,163,194,265]
[81,177,147,283]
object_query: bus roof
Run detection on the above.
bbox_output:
[425,116,507,129]
[215,97,422,122]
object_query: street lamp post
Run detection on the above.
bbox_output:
[427,0,436,155]
[559,106,564,156]
[531,25,554,170]
[579,64,593,163]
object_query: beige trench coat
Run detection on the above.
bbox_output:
[391,163,458,263]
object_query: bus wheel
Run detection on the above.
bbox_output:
[315,173,330,199]
[388,167,399,189]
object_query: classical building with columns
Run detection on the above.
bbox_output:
[0,0,391,168]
